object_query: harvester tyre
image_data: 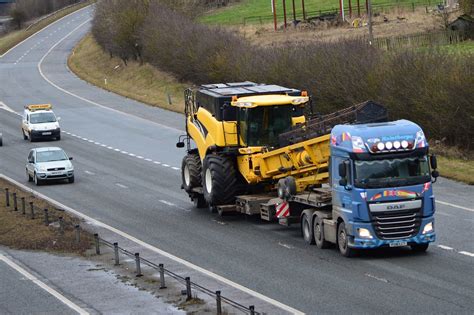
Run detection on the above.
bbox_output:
[202,155,239,206]
[181,153,202,192]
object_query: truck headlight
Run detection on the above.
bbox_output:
[422,222,434,234]
[358,228,373,239]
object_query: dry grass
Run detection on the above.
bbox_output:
[0,179,92,253]
[0,1,93,55]
[431,144,474,184]
[68,34,187,113]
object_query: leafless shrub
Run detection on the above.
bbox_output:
[9,0,80,29]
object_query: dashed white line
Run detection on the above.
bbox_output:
[171,167,180,170]
[436,200,474,213]
[136,156,144,159]
[162,164,170,167]
[365,273,389,283]
[459,251,474,257]
[437,245,454,251]
[115,183,128,189]
[84,170,95,175]
[107,146,113,150]
[114,148,120,152]
[153,161,161,165]
[145,158,152,162]
[128,153,136,157]
[120,151,128,154]
[278,242,294,249]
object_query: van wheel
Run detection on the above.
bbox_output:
[22,130,27,140]
[302,214,315,245]
[314,216,330,249]
[338,222,357,257]
[29,132,34,142]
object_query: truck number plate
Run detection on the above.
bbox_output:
[42,132,52,135]
[389,241,407,247]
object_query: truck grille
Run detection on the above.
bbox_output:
[372,209,422,240]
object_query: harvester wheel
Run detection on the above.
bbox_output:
[202,154,240,206]
[181,153,202,192]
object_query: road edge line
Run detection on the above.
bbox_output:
[436,200,474,213]
[0,174,304,315]
[0,252,89,315]
[0,5,90,58]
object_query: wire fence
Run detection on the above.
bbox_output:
[371,29,467,49]
[0,185,261,315]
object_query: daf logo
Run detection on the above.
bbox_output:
[387,204,405,210]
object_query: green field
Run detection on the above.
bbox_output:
[441,40,474,53]
[200,0,431,24]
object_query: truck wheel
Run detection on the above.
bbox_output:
[411,243,429,253]
[202,155,240,206]
[302,214,315,245]
[337,222,357,257]
[181,153,202,192]
[314,216,330,249]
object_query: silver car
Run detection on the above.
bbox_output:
[26,147,74,185]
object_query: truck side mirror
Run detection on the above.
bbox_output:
[430,154,438,170]
[176,142,185,148]
[339,178,348,186]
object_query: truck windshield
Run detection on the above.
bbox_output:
[354,156,430,188]
[240,105,292,147]
[30,113,56,124]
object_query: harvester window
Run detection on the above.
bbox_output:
[354,157,430,188]
[240,106,292,147]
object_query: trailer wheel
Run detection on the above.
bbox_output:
[302,214,315,245]
[202,154,240,206]
[181,153,202,192]
[314,216,330,249]
[337,222,357,257]
[410,243,429,253]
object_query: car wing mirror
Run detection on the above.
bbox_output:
[69,157,73,160]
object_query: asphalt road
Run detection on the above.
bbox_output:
[0,6,473,314]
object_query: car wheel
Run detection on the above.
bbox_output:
[34,173,42,186]
[338,222,357,257]
[26,169,33,182]
[0,136,3,146]
[22,129,28,140]
[68,176,75,184]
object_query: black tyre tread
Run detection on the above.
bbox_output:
[313,216,330,249]
[182,153,202,192]
[203,155,242,206]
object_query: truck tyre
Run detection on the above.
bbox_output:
[181,153,202,192]
[314,216,330,249]
[337,222,357,257]
[202,155,240,206]
[277,176,297,200]
[193,194,207,208]
[411,243,429,253]
[302,214,315,245]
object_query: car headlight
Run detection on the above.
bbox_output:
[38,166,47,172]
[422,222,434,234]
[358,228,373,239]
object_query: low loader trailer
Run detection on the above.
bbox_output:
[177,82,438,257]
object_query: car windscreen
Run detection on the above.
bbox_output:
[30,112,56,124]
[36,150,67,162]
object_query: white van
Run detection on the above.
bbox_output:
[22,104,61,141]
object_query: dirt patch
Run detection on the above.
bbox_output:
[237,7,462,46]
[0,178,92,253]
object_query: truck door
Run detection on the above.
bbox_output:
[332,156,353,220]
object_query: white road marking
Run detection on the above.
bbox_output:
[365,273,389,283]
[437,245,454,251]
[145,158,152,162]
[278,242,294,249]
[459,251,474,257]
[436,212,453,217]
[158,200,176,207]
[114,148,120,152]
[107,146,113,150]
[120,151,128,154]
[153,161,161,165]
[436,200,474,213]
[115,183,128,189]
[171,167,180,170]
[0,174,303,314]
[0,102,18,114]
[84,170,95,175]
[162,164,170,167]
[128,153,136,157]
[0,253,89,315]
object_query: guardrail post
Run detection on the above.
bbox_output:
[216,290,222,315]
[30,202,34,219]
[249,305,255,315]
[58,217,64,236]
[13,193,17,211]
[185,277,192,301]
[75,225,81,244]
[159,264,166,289]
[94,233,100,254]
[21,197,26,215]
[5,188,9,207]
[135,253,142,277]
[43,208,49,226]
[114,242,119,265]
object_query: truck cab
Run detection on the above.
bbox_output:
[330,120,437,256]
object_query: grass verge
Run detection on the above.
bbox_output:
[68,34,186,113]
[0,178,92,253]
[68,33,473,184]
[0,0,93,56]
